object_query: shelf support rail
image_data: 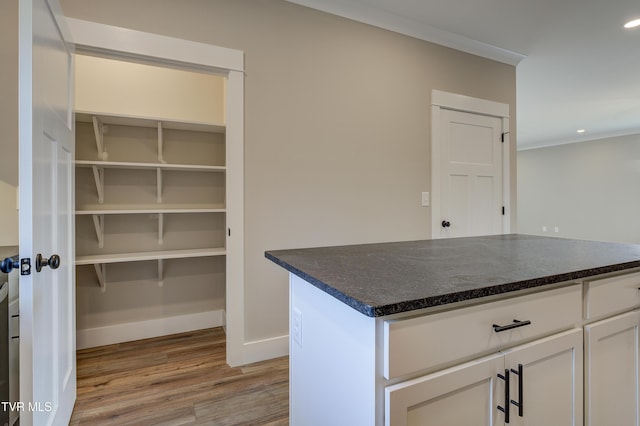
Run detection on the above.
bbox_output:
[157,122,165,163]
[91,165,105,204]
[158,259,164,287]
[92,214,105,248]
[92,115,108,160]
[94,263,106,292]
[158,213,164,245]
[156,168,163,203]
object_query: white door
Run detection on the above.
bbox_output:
[584,310,640,426]
[503,329,583,426]
[438,109,503,238]
[19,0,76,424]
[385,352,504,425]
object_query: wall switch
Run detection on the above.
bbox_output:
[292,307,303,347]
[421,192,430,207]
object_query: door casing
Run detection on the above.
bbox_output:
[431,89,511,239]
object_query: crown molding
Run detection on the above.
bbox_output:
[286,0,526,66]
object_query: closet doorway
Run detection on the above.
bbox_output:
[69,19,246,367]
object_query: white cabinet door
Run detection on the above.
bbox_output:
[385,353,504,426]
[503,329,583,426]
[584,310,640,426]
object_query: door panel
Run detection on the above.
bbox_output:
[438,109,503,238]
[19,0,76,424]
[504,329,583,426]
[584,311,640,426]
[385,353,503,426]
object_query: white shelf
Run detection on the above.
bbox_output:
[77,247,226,292]
[76,247,226,265]
[76,204,226,215]
[75,111,225,134]
[75,160,226,172]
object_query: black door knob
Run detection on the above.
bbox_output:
[441,220,451,228]
[0,257,19,274]
[36,253,61,272]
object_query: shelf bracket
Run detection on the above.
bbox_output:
[157,122,165,164]
[92,214,105,248]
[158,259,164,287]
[94,263,106,292]
[92,115,108,160]
[156,168,163,203]
[91,165,105,204]
[158,213,164,245]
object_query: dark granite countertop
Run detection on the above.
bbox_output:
[265,234,640,317]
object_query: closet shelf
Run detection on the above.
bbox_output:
[76,247,226,265]
[75,160,226,172]
[77,247,226,292]
[76,204,226,214]
[75,111,225,134]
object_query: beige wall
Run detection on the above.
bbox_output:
[0,0,18,188]
[75,55,225,124]
[0,0,18,247]
[518,134,640,244]
[60,0,517,344]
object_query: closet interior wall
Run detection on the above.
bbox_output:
[74,54,228,349]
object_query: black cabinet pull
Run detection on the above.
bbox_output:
[493,319,532,333]
[497,369,510,423]
[510,364,524,417]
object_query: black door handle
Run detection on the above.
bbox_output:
[36,253,61,272]
[0,257,19,274]
[441,220,451,228]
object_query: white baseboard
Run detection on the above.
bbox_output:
[76,309,225,349]
[240,334,289,365]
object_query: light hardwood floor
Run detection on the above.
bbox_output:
[70,327,289,425]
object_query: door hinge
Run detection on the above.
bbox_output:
[501,132,510,143]
[502,206,505,215]
[21,258,31,275]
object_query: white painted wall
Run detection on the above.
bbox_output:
[518,133,640,244]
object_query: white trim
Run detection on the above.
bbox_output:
[285,0,526,66]
[432,89,509,118]
[68,20,250,366]
[66,18,243,73]
[431,90,511,238]
[76,310,225,349]
[240,335,289,365]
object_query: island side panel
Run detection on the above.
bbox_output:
[290,273,377,425]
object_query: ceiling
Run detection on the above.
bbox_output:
[287,0,640,149]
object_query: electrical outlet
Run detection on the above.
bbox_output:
[554,226,560,233]
[542,226,548,233]
[292,307,303,347]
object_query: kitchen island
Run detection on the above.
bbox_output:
[266,234,640,425]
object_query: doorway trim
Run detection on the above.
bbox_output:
[67,19,246,366]
[431,89,511,238]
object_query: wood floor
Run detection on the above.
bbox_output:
[70,327,289,425]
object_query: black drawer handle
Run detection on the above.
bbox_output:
[493,319,532,333]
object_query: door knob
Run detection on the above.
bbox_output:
[36,253,61,272]
[441,220,451,228]
[0,257,19,274]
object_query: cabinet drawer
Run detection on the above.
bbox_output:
[383,284,581,380]
[584,271,640,320]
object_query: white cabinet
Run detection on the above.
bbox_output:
[583,272,640,426]
[386,329,583,426]
[584,311,640,426]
